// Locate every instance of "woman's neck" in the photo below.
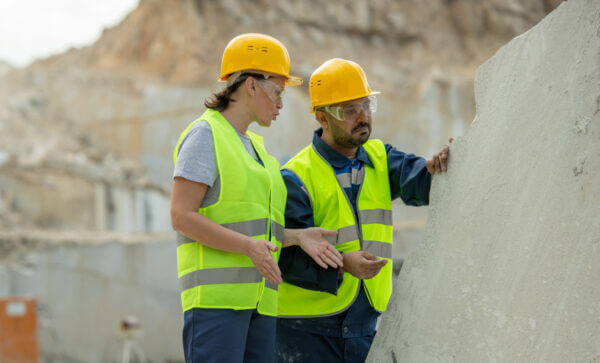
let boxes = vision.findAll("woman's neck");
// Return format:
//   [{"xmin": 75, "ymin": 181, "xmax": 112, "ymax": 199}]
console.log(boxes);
[{"xmin": 221, "ymin": 104, "xmax": 252, "ymax": 135}]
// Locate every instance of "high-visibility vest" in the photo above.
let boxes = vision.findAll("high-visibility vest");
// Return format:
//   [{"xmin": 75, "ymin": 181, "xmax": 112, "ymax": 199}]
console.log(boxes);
[
  {"xmin": 173, "ymin": 109, "xmax": 287, "ymax": 316},
  {"xmin": 278, "ymin": 139, "xmax": 393, "ymax": 317}
]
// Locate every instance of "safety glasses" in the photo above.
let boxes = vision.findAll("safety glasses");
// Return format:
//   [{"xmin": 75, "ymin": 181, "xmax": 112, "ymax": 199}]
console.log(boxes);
[
  {"xmin": 321, "ymin": 96, "xmax": 377, "ymax": 121},
  {"xmin": 257, "ymin": 79, "xmax": 286, "ymax": 104}
]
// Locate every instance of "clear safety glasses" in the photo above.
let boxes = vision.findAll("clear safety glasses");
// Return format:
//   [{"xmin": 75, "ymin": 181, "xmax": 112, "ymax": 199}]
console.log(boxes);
[
  {"xmin": 257, "ymin": 79, "xmax": 286, "ymax": 104},
  {"xmin": 321, "ymin": 96, "xmax": 377, "ymax": 121}
]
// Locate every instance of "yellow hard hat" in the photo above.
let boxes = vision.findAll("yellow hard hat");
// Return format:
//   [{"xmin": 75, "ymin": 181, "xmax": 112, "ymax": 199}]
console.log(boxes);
[
  {"xmin": 218, "ymin": 33, "xmax": 303, "ymax": 86},
  {"xmin": 309, "ymin": 58, "xmax": 380, "ymax": 112}
]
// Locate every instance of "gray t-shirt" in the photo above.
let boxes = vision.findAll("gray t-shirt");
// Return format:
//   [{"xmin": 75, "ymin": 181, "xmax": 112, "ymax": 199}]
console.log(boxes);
[{"xmin": 173, "ymin": 121, "xmax": 259, "ymax": 207}]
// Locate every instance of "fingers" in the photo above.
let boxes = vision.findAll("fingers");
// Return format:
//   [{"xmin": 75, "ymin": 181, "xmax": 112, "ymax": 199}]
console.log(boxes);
[
  {"xmin": 438, "ymin": 152, "xmax": 447, "ymax": 172},
  {"xmin": 358, "ymin": 252, "xmax": 388, "ymax": 279},
  {"xmin": 435, "ymin": 152, "xmax": 442, "ymax": 173},
  {"xmin": 364, "ymin": 258, "xmax": 387, "ymax": 270},
  {"xmin": 320, "ymin": 254, "xmax": 338, "ymax": 269},
  {"xmin": 266, "ymin": 241, "xmax": 279, "ymax": 252},
  {"xmin": 427, "ymin": 141, "xmax": 453, "ymax": 175},
  {"xmin": 427, "ymin": 154, "xmax": 442, "ymax": 174},
  {"xmin": 361, "ymin": 259, "xmax": 388, "ymax": 279},
  {"xmin": 428, "ymin": 144, "xmax": 450, "ymax": 174},
  {"xmin": 362, "ymin": 251, "xmax": 378, "ymax": 260},
  {"xmin": 250, "ymin": 240, "xmax": 282, "ymax": 284},
  {"xmin": 312, "ymin": 245, "xmax": 342, "ymax": 268},
  {"xmin": 318, "ymin": 228, "xmax": 338, "ymax": 237},
  {"xmin": 323, "ymin": 247, "xmax": 343, "ymax": 268},
  {"xmin": 441, "ymin": 145, "xmax": 449, "ymax": 171},
  {"xmin": 313, "ymin": 255, "xmax": 328, "ymax": 269},
  {"xmin": 259, "ymin": 262, "xmax": 281, "ymax": 285},
  {"xmin": 327, "ymin": 246, "xmax": 344, "ymax": 267},
  {"xmin": 261, "ymin": 256, "xmax": 282, "ymax": 285},
  {"xmin": 375, "ymin": 259, "xmax": 388, "ymax": 268},
  {"xmin": 342, "ymin": 251, "xmax": 389, "ymax": 279},
  {"xmin": 300, "ymin": 228, "xmax": 343, "ymax": 268}
]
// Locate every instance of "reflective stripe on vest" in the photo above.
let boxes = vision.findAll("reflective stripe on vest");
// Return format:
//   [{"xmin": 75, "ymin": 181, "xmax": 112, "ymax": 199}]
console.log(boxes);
[
  {"xmin": 363, "ymin": 240, "xmax": 392, "ymax": 259},
  {"xmin": 278, "ymin": 139, "xmax": 393, "ymax": 317},
  {"xmin": 177, "ymin": 219, "xmax": 285, "ymax": 247},
  {"xmin": 180, "ymin": 267, "xmax": 279, "ymax": 291},
  {"xmin": 173, "ymin": 109, "xmax": 287, "ymax": 316},
  {"xmin": 360, "ymin": 209, "xmax": 392, "ymax": 226}
]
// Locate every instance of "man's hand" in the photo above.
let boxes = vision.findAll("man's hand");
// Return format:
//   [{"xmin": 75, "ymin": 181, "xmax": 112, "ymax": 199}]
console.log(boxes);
[
  {"xmin": 341, "ymin": 251, "xmax": 387, "ymax": 280},
  {"xmin": 297, "ymin": 227, "xmax": 343, "ymax": 269},
  {"xmin": 246, "ymin": 239, "xmax": 282, "ymax": 285},
  {"xmin": 426, "ymin": 137, "xmax": 454, "ymax": 174}
]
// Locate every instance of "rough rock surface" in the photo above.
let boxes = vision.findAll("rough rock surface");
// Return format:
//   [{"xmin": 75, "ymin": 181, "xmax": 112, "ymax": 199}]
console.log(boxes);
[{"xmin": 368, "ymin": 0, "xmax": 600, "ymax": 361}]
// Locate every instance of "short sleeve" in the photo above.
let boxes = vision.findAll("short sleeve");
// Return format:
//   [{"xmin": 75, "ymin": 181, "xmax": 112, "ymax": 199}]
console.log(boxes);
[{"xmin": 173, "ymin": 122, "xmax": 217, "ymax": 187}]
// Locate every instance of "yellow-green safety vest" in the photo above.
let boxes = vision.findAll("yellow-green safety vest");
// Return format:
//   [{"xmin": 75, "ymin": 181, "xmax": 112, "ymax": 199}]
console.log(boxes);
[
  {"xmin": 278, "ymin": 139, "xmax": 393, "ymax": 317},
  {"xmin": 173, "ymin": 109, "xmax": 287, "ymax": 316}
]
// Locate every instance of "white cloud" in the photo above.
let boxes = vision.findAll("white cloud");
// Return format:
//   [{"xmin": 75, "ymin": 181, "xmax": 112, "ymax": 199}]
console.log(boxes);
[{"xmin": 0, "ymin": 0, "xmax": 139, "ymax": 67}]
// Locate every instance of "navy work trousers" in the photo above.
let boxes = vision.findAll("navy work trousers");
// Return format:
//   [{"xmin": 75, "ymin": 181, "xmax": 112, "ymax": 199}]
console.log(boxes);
[
  {"xmin": 275, "ymin": 323, "xmax": 375, "ymax": 363},
  {"xmin": 183, "ymin": 308, "xmax": 276, "ymax": 363}
]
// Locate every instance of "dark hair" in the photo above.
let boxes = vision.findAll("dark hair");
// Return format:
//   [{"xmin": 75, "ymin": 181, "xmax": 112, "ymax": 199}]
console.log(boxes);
[{"xmin": 204, "ymin": 73, "xmax": 267, "ymax": 111}]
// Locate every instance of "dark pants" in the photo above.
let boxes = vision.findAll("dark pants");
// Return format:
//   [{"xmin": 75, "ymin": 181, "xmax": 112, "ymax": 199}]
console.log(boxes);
[
  {"xmin": 183, "ymin": 308, "xmax": 276, "ymax": 363},
  {"xmin": 275, "ymin": 322, "xmax": 375, "ymax": 363}
]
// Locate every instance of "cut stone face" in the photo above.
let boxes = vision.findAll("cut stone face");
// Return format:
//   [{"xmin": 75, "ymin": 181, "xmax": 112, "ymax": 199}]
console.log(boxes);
[{"xmin": 368, "ymin": 0, "xmax": 600, "ymax": 361}]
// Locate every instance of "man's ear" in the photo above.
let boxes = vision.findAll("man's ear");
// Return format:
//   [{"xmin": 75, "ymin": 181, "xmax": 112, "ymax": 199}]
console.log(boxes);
[{"xmin": 315, "ymin": 111, "xmax": 329, "ymax": 130}]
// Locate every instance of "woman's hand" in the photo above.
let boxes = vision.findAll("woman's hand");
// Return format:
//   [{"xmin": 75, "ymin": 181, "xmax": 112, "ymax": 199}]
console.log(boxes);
[
  {"xmin": 297, "ymin": 227, "xmax": 343, "ymax": 269},
  {"xmin": 246, "ymin": 238, "xmax": 282, "ymax": 285}
]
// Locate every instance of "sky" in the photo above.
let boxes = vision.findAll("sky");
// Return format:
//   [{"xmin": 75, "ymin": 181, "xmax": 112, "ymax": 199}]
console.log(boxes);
[{"xmin": 0, "ymin": 0, "xmax": 140, "ymax": 67}]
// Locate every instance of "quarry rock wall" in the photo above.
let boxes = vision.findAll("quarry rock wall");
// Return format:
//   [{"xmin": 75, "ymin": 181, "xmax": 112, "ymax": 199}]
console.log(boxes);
[{"xmin": 0, "ymin": 0, "xmax": 560, "ymax": 234}]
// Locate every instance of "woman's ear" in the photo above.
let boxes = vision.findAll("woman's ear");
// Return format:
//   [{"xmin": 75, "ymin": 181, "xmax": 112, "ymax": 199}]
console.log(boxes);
[{"xmin": 244, "ymin": 77, "xmax": 257, "ymax": 97}]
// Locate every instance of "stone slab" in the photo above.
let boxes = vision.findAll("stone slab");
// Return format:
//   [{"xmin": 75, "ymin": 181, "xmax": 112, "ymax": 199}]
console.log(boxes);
[{"xmin": 369, "ymin": 0, "xmax": 600, "ymax": 361}]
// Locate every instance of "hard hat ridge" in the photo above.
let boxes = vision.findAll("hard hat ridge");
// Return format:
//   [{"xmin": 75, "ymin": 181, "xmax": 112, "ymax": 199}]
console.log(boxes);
[
  {"xmin": 309, "ymin": 58, "xmax": 380, "ymax": 112},
  {"xmin": 218, "ymin": 33, "xmax": 303, "ymax": 86}
]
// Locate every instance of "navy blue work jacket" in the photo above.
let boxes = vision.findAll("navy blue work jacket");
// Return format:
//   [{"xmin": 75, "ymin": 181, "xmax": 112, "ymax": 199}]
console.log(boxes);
[{"xmin": 278, "ymin": 128, "xmax": 432, "ymax": 338}]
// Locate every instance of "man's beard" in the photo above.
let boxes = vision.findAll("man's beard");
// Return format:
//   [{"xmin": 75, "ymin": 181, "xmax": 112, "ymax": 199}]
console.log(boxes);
[{"xmin": 332, "ymin": 122, "xmax": 372, "ymax": 148}]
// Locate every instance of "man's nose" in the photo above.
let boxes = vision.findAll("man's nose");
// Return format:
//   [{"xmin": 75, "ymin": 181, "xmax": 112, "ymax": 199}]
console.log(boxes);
[{"xmin": 356, "ymin": 108, "xmax": 368, "ymax": 122}]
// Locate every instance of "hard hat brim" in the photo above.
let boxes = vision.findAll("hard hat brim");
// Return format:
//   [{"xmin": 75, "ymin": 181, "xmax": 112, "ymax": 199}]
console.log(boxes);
[
  {"xmin": 284, "ymin": 75, "xmax": 303, "ymax": 86},
  {"xmin": 217, "ymin": 73, "xmax": 303, "ymax": 86},
  {"xmin": 311, "ymin": 91, "xmax": 382, "ymax": 113}
]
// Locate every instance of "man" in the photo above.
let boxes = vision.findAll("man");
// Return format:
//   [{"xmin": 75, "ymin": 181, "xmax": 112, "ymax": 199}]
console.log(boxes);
[{"xmin": 275, "ymin": 58, "xmax": 451, "ymax": 362}]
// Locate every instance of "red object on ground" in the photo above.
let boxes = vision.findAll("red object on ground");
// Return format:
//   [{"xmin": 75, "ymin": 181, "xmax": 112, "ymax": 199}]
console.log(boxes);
[{"xmin": 0, "ymin": 298, "xmax": 39, "ymax": 363}]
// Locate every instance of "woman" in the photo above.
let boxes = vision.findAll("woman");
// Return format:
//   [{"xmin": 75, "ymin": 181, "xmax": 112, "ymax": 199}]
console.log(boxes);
[{"xmin": 170, "ymin": 33, "xmax": 343, "ymax": 363}]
